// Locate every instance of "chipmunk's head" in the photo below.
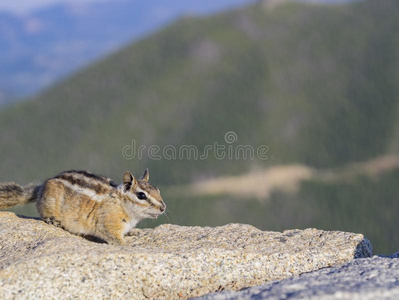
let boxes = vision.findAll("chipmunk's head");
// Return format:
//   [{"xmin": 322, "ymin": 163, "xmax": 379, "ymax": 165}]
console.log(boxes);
[{"xmin": 121, "ymin": 169, "xmax": 166, "ymax": 220}]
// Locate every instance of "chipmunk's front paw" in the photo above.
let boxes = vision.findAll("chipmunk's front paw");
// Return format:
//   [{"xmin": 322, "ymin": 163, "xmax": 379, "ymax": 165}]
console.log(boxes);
[{"xmin": 126, "ymin": 228, "xmax": 141, "ymax": 236}]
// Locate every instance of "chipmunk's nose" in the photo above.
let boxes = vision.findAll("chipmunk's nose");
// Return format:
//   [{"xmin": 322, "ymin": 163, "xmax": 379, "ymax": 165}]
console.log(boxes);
[{"xmin": 160, "ymin": 203, "xmax": 166, "ymax": 212}]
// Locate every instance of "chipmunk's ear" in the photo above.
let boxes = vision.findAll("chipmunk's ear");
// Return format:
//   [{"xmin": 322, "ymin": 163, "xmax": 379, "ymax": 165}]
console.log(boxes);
[
  {"xmin": 141, "ymin": 168, "xmax": 149, "ymax": 182},
  {"xmin": 123, "ymin": 171, "xmax": 136, "ymax": 191}
]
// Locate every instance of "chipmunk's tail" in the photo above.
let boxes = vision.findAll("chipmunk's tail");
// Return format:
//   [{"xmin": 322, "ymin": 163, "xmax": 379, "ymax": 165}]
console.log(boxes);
[{"xmin": 0, "ymin": 182, "xmax": 41, "ymax": 209}]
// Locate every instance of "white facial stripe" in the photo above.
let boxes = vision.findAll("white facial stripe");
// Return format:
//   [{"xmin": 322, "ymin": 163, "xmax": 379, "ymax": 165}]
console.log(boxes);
[
  {"xmin": 55, "ymin": 179, "xmax": 108, "ymax": 202},
  {"xmin": 136, "ymin": 187, "xmax": 146, "ymax": 194},
  {"xmin": 147, "ymin": 194, "xmax": 161, "ymax": 206}
]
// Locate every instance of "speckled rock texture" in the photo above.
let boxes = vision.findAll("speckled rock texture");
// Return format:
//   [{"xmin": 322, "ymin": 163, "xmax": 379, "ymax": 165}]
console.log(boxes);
[
  {"xmin": 0, "ymin": 212, "xmax": 372, "ymax": 299},
  {"xmin": 196, "ymin": 255, "xmax": 399, "ymax": 300}
]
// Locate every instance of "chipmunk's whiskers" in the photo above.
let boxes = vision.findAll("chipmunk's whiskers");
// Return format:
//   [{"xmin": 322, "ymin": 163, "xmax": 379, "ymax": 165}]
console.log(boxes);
[{"xmin": 163, "ymin": 209, "xmax": 170, "ymax": 221}]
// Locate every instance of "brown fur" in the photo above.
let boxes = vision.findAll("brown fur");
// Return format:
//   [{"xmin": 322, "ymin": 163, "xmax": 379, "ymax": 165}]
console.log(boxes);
[{"xmin": 0, "ymin": 169, "xmax": 165, "ymax": 245}]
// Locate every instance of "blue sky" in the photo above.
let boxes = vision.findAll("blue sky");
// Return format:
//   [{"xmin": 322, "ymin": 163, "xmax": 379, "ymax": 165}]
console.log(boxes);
[{"xmin": 0, "ymin": 0, "xmax": 110, "ymax": 13}]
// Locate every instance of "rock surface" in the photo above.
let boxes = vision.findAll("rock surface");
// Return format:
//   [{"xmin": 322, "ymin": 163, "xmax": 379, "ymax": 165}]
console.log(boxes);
[
  {"xmin": 0, "ymin": 212, "xmax": 372, "ymax": 299},
  {"xmin": 196, "ymin": 256, "xmax": 399, "ymax": 300}
]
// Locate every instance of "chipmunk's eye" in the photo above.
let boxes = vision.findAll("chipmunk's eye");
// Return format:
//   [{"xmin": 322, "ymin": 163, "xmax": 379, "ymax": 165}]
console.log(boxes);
[{"xmin": 136, "ymin": 192, "xmax": 147, "ymax": 200}]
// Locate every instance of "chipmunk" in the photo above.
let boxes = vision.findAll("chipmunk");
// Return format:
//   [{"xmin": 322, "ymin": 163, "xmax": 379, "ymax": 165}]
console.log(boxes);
[{"xmin": 0, "ymin": 169, "xmax": 165, "ymax": 245}]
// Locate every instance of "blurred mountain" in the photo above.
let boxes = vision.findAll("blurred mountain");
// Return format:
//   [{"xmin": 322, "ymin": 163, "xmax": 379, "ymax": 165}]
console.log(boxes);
[
  {"xmin": 1, "ymin": 0, "xmax": 397, "ymax": 182},
  {"xmin": 0, "ymin": 0, "xmax": 253, "ymax": 104},
  {"xmin": 1, "ymin": 0, "xmax": 398, "ymax": 253}
]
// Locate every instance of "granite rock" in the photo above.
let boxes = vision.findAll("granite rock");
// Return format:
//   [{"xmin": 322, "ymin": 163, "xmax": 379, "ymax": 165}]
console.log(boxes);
[
  {"xmin": 196, "ymin": 256, "xmax": 399, "ymax": 300},
  {"xmin": 0, "ymin": 212, "xmax": 372, "ymax": 299}
]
